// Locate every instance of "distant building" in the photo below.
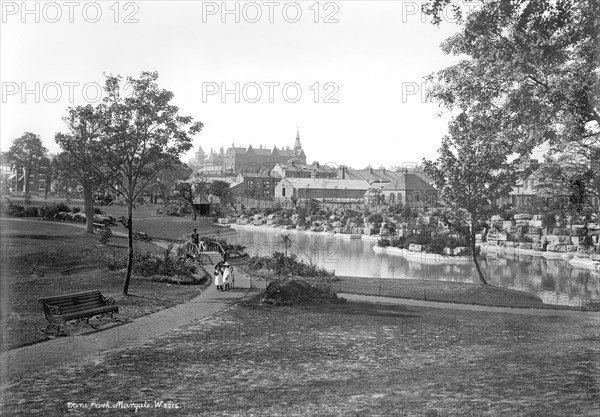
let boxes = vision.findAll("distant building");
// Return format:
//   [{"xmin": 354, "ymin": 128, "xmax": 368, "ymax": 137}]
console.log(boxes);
[
  {"xmin": 229, "ymin": 172, "xmax": 282, "ymax": 198},
  {"xmin": 2, "ymin": 152, "xmax": 52, "ymax": 194},
  {"xmin": 374, "ymin": 172, "xmax": 438, "ymax": 207},
  {"xmin": 274, "ymin": 178, "xmax": 370, "ymax": 201},
  {"xmin": 224, "ymin": 129, "xmax": 306, "ymax": 174}
]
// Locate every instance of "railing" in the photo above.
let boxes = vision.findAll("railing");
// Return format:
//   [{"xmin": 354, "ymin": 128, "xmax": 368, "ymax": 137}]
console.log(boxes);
[{"xmin": 207, "ymin": 241, "xmax": 226, "ymax": 260}]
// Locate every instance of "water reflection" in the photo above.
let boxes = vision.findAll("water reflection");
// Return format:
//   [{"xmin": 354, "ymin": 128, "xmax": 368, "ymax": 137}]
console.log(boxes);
[{"xmin": 229, "ymin": 228, "xmax": 600, "ymax": 303}]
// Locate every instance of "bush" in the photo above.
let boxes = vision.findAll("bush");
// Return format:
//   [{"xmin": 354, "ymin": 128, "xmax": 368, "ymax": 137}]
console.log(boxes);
[
  {"xmin": 390, "ymin": 236, "xmax": 405, "ymax": 248},
  {"xmin": 6, "ymin": 203, "xmax": 25, "ymax": 217},
  {"xmin": 377, "ymin": 238, "xmax": 391, "ymax": 247},
  {"xmin": 262, "ymin": 278, "xmax": 345, "ymax": 305},
  {"xmin": 98, "ymin": 227, "xmax": 112, "ymax": 245},
  {"xmin": 367, "ymin": 213, "xmax": 383, "ymax": 224},
  {"xmin": 23, "ymin": 206, "xmax": 39, "ymax": 217},
  {"xmin": 541, "ymin": 213, "xmax": 557, "ymax": 230},
  {"xmin": 54, "ymin": 202, "xmax": 71, "ymax": 213},
  {"xmin": 72, "ymin": 207, "xmax": 81, "ymax": 213},
  {"xmin": 245, "ymin": 252, "xmax": 333, "ymax": 278}
]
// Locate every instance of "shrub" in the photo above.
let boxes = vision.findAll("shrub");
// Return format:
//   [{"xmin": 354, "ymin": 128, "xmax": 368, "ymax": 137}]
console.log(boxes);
[
  {"xmin": 245, "ymin": 252, "xmax": 333, "ymax": 278},
  {"xmin": 23, "ymin": 194, "xmax": 32, "ymax": 205},
  {"xmin": 72, "ymin": 207, "xmax": 81, "ymax": 213},
  {"xmin": 390, "ymin": 236, "xmax": 405, "ymax": 248},
  {"xmin": 262, "ymin": 278, "xmax": 345, "ymax": 305},
  {"xmin": 519, "ymin": 235, "xmax": 533, "ymax": 243},
  {"xmin": 22, "ymin": 205, "xmax": 38, "ymax": 217},
  {"xmin": 541, "ymin": 213, "xmax": 557, "ymax": 230},
  {"xmin": 98, "ymin": 227, "xmax": 112, "ymax": 244},
  {"xmin": 6, "ymin": 203, "xmax": 25, "ymax": 217},
  {"xmin": 377, "ymin": 238, "xmax": 391, "ymax": 247},
  {"xmin": 367, "ymin": 213, "xmax": 383, "ymax": 224},
  {"xmin": 55, "ymin": 202, "xmax": 71, "ymax": 213},
  {"xmin": 94, "ymin": 207, "xmax": 104, "ymax": 214}
]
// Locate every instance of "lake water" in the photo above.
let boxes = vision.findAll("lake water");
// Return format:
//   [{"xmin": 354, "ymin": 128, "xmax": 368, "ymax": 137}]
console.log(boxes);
[{"xmin": 227, "ymin": 227, "xmax": 600, "ymax": 306}]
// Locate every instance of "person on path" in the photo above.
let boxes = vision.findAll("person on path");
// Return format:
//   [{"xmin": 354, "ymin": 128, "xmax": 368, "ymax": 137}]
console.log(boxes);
[
  {"xmin": 222, "ymin": 263, "xmax": 233, "ymax": 290},
  {"xmin": 192, "ymin": 228, "xmax": 200, "ymax": 246},
  {"xmin": 214, "ymin": 262, "xmax": 224, "ymax": 291}
]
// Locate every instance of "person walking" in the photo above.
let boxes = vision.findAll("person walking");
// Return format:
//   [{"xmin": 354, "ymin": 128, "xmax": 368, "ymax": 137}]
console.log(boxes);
[{"xmin": 192, "ymin": 228, "xmax": 200, "ymax": 246}]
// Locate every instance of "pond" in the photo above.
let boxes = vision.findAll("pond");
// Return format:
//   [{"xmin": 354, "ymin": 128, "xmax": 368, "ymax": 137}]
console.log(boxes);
[{"xmin": 228, "ymin": 227, "xmax": 600, "ymax": 306}]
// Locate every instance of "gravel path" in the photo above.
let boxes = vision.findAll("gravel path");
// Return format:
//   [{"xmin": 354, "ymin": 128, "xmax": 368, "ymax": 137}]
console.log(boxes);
[{"xmin": 0, "ymin": 271, "xmax": 257, "ymax": 384}]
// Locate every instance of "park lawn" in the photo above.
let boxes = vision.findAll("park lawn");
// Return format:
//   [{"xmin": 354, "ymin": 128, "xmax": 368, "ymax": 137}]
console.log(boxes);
[
  {"xmin": 0, "ymin": 218, "xmax": 209, "ymax": 351},
  {"xmin": 1, "ymin": 295, "xmax": 598, "ymax": 416},
  {"xmin": 335, "ymin": 276, "xmax": 547, "ymax": 309}
]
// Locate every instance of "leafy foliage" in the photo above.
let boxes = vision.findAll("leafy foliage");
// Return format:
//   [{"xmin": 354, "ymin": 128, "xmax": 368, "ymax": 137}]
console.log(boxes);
[{"xmin": 245, "ymin": 252, "xmax": 333, "ymax": 278}]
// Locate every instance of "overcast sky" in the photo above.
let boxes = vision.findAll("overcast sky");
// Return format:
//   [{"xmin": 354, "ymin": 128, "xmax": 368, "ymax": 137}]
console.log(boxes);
[{"xmin": 1, "ymin": 1, "xmax": 474, "ymax": 169}]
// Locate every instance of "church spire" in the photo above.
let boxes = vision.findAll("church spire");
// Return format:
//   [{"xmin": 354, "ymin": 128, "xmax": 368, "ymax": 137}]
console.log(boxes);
[{"xmin": 294, "ymin": 126, "xmax": 302, "ymax": 154}]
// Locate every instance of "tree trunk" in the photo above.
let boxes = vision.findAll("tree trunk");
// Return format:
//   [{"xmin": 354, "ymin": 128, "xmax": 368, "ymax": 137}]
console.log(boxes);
[
  {"xmin": 24, "ymin": 168, "xmax": 30, "ymax": 194},
  {"xmin": 471, "ymin": 228, "xmax": 488, "ymax": 285},
  {"xmin": 123, "ymin": 201, "xmax": 134, "ymax": 295},
  {"xmin": 83, "ymin": 182, "xmax": 95, "ymax": 234}
]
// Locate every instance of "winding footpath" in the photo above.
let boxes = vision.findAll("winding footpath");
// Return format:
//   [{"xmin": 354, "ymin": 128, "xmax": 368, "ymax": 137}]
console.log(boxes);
[{"xmin": 1, "ymin": 217, "xmax": 597, "ymax": 389}]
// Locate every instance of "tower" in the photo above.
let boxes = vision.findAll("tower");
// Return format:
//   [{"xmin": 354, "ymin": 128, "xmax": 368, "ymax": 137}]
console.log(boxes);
[{"xmin": 294, "ymin": 127, "xmax": 302, "ymax": 154}]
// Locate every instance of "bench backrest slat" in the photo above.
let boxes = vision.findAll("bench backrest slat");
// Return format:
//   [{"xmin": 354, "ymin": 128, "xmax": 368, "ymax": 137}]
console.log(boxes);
[
  {"xmin": 39, "ymin": 290, "xmax": 103, "ymax": 303},
  {"xmin": 39, "ymin": 290, "xmax": 112, "ymax": 318}
]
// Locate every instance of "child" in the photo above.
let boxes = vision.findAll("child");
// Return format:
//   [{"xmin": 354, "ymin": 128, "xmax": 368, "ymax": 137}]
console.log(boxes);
[{"xmin": 214, "ymin": 262, "xmax": 224, "ymax": 291}]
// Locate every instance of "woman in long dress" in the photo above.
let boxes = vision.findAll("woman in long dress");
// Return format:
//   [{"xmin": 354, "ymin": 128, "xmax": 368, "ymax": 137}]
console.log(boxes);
[
  {"xmin": 214, "ymin": 264, "xmax": 224, "ymax": 291},
  {"xmin": 222, "ymin": 264, "xmax": 232, "ymax": 290}
]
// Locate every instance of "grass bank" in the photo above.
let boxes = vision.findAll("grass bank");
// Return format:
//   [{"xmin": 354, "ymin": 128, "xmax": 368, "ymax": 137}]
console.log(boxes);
[
  {"xmin": 0, "ymin": 218, "xmax": 210, "ymax": 351},
  {"xmin": 1, "ymin": 294, "xmax": 598, "ymax": 416}
]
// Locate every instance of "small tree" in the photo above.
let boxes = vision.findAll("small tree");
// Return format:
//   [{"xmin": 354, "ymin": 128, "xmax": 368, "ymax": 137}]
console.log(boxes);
[
  {"xmin": 100, "ymin": 72, "xmax": 203, "ymax": 295},
  {"xmin": 424, "ymin": 113, "xmax": 516, "ymax": 285}
]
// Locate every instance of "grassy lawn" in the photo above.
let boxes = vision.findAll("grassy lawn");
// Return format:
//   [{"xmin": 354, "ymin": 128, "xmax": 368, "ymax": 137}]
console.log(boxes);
[
  {"xmin": 335, "ymin": 276, "xmax": 547, "ymax": 309},
  {"xmin": 0, "ymin": 218, "xmax": 209, "ymax": 351},
  {"xmin": 1, "ymin": 295, "xmax": 598, "ymax": 416}
]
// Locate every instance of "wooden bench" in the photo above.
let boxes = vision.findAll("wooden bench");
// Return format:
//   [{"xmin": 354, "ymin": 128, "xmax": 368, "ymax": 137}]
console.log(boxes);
[
  {"xmin": 134, "ymin": 231, "xmax": 151, "ymax": 242},
  {"xmin": 93, "ymin": 222, "xmax": 107, "ymax": 232},
  {"xmin": 39, "ymin": 290, "xmax": 118, "ymax": 336}
]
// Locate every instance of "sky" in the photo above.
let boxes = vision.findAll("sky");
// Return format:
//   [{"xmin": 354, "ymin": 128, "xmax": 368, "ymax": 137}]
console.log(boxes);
[{"xmin": 1, "ymin": 0, "xmax": 477, "ymax": 169}]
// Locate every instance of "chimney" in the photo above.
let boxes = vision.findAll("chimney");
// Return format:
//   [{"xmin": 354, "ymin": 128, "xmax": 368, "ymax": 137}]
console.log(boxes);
[
  {"xmin": 383, "ymin": 168, "xmax": 386, "ymax": 175},
  {"xmin": 342, "ymin": 165, "xmax": 346, "ymax": 179}
]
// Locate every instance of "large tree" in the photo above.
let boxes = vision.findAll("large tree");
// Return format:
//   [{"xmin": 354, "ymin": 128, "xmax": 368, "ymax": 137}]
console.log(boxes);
[
  {"xmin": 55, "ymin": 105, "xmax": 107, "ymax": 233},
  {"xmin": 8, "ymin": 132, "xmax": 48, "ymax": 194},
  {"xmin": 424, "ymin": 112, "xmax": 516, "ymax": 285},
  {"xmin": 423, "ymin": 0, "xmax": 599, "ymax": 157},
  {"xmin": 100, "ymin": 72, "xmax": 203, "ymax": 295}
]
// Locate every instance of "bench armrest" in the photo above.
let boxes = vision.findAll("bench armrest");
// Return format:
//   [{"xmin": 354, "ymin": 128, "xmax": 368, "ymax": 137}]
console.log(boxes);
[{"xmin": 102, "ymin": 296, "xmax": 116, "ymax": 305}]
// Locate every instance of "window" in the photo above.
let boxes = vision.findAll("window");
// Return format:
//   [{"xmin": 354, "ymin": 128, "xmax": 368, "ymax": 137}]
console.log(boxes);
[
  {"xmin": 248, "ymin": 180, "xmax": 254, "ymax": 187},
  {"xmin": 282, "ymin": 187, "xmax": 286, "ymax": 197},
  {"xmin": 397, "ymin": 192, "xmax": 402, "ymax": 202},
  {"xmin": 416, "ymin": 194, "xmax": 420, "ymax": 202},
  {"xmin": 263, "ymin": 189, "xmax": 270, "ymax": 197}
]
